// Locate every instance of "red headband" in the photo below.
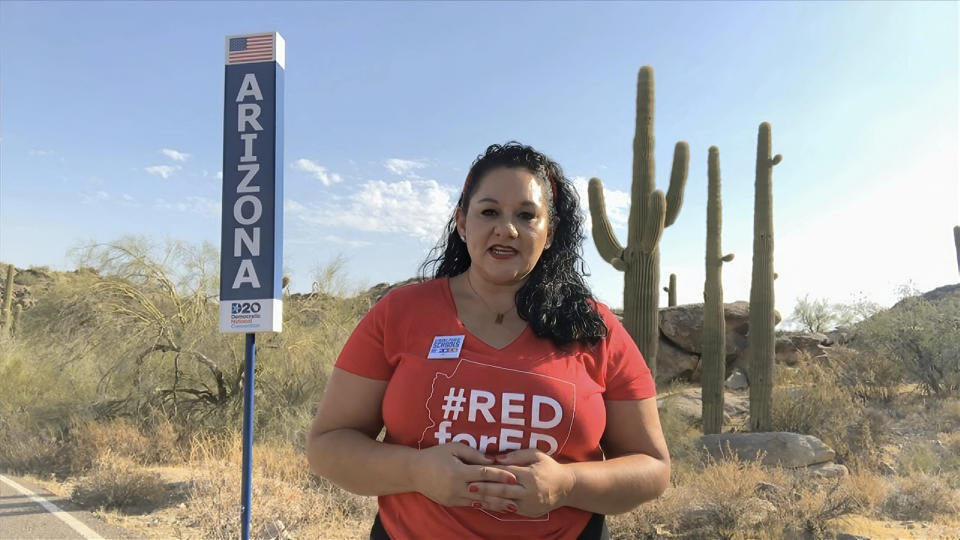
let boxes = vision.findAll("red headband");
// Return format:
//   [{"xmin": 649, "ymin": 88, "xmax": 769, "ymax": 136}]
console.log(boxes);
[{"xmin": 460, "ymin": 170, "xmax": 557, "ymax": 205}]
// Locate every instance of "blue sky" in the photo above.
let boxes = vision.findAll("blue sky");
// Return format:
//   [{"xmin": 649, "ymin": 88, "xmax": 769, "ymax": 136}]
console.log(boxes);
[{"xmin": 1, "ymin": 1, "xmax": 957, "ymax": 323}]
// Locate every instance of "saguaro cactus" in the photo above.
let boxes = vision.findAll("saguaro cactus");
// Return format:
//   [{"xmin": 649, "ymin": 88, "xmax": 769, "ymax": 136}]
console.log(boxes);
[
  {"xmin": 588, "ymin": 66, "xmax": 689, "ymax": 377},
  {"xmin": 663, "ymin": 274, "xmax": 677, "ymax": 307},
  {"xmin": 702, "ymin": 147, "xmax": 734, "ymax": 435},
  {"xmin": 1, "ymin": 265, "xmax": 13, "ymax": 335},
  {"xmin": 953, "ymin": 225, "xmax": 959, "ymax": 276},
  {"xmin": 10, "ymin": 304, "xmax": 21, "ymax": 338},
  {"xmin": 748, "ymin": 123, "xmax": 782, "ymax": 432}
]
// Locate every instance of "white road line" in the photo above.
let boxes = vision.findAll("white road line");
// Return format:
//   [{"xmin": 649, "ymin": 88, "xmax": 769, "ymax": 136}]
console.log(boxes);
[{"xmin": 0, "ymin": 474, "xmax": 105, "ymax": 540}]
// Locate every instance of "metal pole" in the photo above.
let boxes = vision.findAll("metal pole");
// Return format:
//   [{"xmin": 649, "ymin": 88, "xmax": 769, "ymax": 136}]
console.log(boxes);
[{"xmin": 241, "ymin": 332, "xmax": 255, "ymax": 540}]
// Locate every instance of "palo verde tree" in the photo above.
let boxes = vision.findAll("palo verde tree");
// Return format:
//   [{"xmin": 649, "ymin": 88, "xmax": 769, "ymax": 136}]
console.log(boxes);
[
  {"xmin": 67, "ymin": 237, "xmax": 238, "ymax": 421},
  {"xmin": 588, "ymin": 66, "xmax": 689, "ymax": 378}
]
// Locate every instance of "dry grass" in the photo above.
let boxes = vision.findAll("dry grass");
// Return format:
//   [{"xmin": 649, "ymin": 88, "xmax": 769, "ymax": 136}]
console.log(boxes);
[
  {"xmin": 608, "ymin": 452, "xmax": 867, "ymax": 539},
  {"xmin": 70, "ymin": 454, "xmax": 169, "ymax": 513},
  {"xmin": 882, "ymin": 473, "xmax": 960, "ymax": 523},
  {"xmin": 181, "ymin": 433, "xmax": 375, "ymax": 539}
]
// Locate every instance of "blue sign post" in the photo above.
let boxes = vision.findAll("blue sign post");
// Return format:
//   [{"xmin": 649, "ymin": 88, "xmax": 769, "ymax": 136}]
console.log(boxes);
[{"xmin": 219, "ymin": 31, "xmax": 285, "ymax": 540}]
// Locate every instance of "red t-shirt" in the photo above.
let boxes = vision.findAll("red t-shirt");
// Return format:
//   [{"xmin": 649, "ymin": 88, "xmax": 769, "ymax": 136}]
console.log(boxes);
[{"xmin": 335, "ymin": 277, "xmax": 656, "ymax": 540}]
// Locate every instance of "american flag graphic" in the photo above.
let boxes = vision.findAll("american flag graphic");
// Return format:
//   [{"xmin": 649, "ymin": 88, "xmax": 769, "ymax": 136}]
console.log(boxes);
[{"xmin": 227, "ymin": 34, "xmax": 274, "ymax": 64}]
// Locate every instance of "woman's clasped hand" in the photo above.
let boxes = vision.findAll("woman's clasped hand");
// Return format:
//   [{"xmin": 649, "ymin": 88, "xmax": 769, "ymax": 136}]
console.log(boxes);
[
  {"xmin": 414, "ymin": 443, "xmax": 576, "ymax": 517},
  {"xmin": 467, "ymin": 449, "xmax": 576, "ymax": 517}
]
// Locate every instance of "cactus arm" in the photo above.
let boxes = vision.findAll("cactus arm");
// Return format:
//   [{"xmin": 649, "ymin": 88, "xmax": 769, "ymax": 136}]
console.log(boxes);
[
  {"xmin": 587, "ymin": 177, "xmax": 627, "ymax": 271},
  {"xmin": 639, "ymin": 190, "xmax": 666, "ymax": 253},
  {"xmin": 664, "ymin": 141, "xmax": 690, "ymax": 227},
  {"xmin": 722, "ymin": 253, "xmax": 734, "ymax": 262}
]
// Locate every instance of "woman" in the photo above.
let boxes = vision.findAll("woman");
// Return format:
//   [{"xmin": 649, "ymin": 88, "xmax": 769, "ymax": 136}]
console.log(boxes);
[{"xmin": 307, "ymin": 142, "xmax": 670, "ymax": 539}]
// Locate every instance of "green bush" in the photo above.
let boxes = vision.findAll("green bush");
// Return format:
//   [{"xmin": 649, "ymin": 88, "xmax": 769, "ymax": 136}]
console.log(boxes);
[
  {"xmin": 854, "ymin": 289, "xmax": 960, "ymax": 395},
  {"xmin": 828, "ymin": 345, "xmax": 903, "ymax": 402}
]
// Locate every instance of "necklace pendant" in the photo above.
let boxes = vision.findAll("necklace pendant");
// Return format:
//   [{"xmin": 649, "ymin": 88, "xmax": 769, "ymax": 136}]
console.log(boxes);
[{"xmin": 495, "ymin": 313, "xmax": 504, "ymax": 324}]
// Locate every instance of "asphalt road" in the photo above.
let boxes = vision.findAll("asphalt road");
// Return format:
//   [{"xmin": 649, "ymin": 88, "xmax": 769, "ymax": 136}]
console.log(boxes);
[{"xmin": 0, "ymin": 474, "xmax": 137, "ymax": 540}]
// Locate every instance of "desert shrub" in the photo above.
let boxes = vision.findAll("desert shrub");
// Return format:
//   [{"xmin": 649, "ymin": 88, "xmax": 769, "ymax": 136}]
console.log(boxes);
[
  {"xmin": 65, "ymin": 419, "xmax": 150, "ymax": 471},
  {"xmin": 70, "ymin": 455, "xmax": 168, "ymax": 512},
  {"xmin": 0, "ymin": 415, "xmax": 61, "ymax": 475},
  {"xmin": 882, "ymin": 473, "xmax": 960, "ymax": 521},
  {"xmin": 828, "ymin": 345, "xmax": 903, "ymax": 402},
  {"xmin": 845, "ymin": 470, "xmax": 892, "ymax": 517},
  {"xmin": 770, "ymin": 361, "xmax": 880, "ymax": 468},
  {"xmin": 896, "ymin": 438, "xmax": 960, "ymax": 485},
  {"xmin": 854, "ymin": 289, "xmax": 960, "ymax": 395},
  {"xmin": 654, "ymin": 387, "xmax": 703, "ymax": 466},
  {"xmin": 609, "ymin": 453, "xmax": 864, "ymax": 539}
]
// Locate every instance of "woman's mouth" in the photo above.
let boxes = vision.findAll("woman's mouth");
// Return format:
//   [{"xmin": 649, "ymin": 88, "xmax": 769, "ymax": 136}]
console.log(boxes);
[{"xmin": 488, "ymin": 246, "xmax": 517, "ymax": 259}]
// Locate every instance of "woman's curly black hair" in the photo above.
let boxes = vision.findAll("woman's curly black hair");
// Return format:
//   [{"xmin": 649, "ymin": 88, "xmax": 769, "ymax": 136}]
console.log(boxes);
[{"xmin": 420, "ymin": 142, "xmax": 607, "ymax": 346}]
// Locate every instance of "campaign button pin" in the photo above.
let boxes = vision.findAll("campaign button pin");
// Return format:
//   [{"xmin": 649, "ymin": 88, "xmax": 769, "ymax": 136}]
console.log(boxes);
[{"xmin": 428, "ymin": 335, "xmax": 465, "ymax": 359}]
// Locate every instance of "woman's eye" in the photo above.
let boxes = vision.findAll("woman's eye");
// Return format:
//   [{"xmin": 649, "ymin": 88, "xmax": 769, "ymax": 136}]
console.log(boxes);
[
  {"xmin": 480, "ymin": 209, "xmax": 497, "ymax": 217},
  {"xmin": 519, "ymin": 212, "xmax": 535, "ymax": 220}
]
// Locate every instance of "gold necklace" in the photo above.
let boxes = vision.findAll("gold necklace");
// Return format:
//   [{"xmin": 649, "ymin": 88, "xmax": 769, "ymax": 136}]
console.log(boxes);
[{"xmin": 465, "ymin": 273, "xmax": 513, "ymax": 324}]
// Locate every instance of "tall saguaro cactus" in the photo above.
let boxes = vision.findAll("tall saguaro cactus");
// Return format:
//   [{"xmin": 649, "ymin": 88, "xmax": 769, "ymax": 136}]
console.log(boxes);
[
  {"xmin": 953, "ymin": 225, "xmax": 959, "ymax": 276},
  {"xmin": 588, "ymin": 66, "xmax": 689, "ymax": 378},
  {"xmin": 702, "ymin": 147, "xmax": 734, "ymax": 434},
  {"xmin": 748, "ymin": 123, "xmax": 782, "ymax": 432},
  {"xmin": 663, "ymin": 274, "xmax": 677, "ymax": 307}
]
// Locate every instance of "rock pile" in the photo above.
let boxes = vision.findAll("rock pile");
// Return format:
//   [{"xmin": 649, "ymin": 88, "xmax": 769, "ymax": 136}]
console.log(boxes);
[{"xmin": 655, "ymin": 302, "xmax": 834, "ymax": 386}]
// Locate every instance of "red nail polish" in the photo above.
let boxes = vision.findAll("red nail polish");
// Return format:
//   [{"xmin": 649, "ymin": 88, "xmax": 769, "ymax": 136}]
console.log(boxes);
[
  {"xmin": 506, "ymin": 504, "xmax": 517, "ymax": 513},
  {"xmin": 472, "ymin": 502, "xmax": 482, "ymax": 509},
  {"xmin": 507, "ymin": 477, "xmax": 516, "ymax": 485},
  {"xmin": 468, "ymin": 485, "xmax": 479, "ymax": 493}
]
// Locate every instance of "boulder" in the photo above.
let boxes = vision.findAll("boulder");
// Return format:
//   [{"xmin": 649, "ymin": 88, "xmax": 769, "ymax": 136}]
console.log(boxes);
[
  {"xmin": 657, "ymin": 302, "xmax": 780, "ymax": 384},
  {"xmin": 656, "ymin": 389, "xmax": 748, "ymax": 424},
  {"xmin": 777, "ymin": 332, "xmax": 832, "ymax": 365},
  {"xmin": 698, "ymin": 432, "xmax": 835, "ymax": 468},
  {"xmin": 726, "ymin": 368, "xmax": 749, "ymax": 390},
  {"xmin": 655, "ymin": 337, "xmax": 701, "ymax": 384},
  {"xmin": 734, "ymin": 333, "xmax": 831, "ymax": 374},
  {"xmin": 659, "ymin": 302, "xmax": 755, "ymax": 357}
]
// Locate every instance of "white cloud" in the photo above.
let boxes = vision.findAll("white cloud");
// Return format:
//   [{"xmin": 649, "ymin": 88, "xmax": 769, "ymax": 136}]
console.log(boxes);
[
  {"xmin": 217, "ymin": 171, "xmax": 223, "ymax": 180},
  {"xmin": 154, "ymin": 196, "xmax": 220, "ymax": 216},
  {"xmin": 385, "ymin": 158, "xmax": 428, "ymax": 177},
  {"xmin": 29, "ymin": 149, "xmax": 54, "ymax": 156},
  {"xmin": 287, "ymin": 179, "xmax": 455, "ymax": 241},
  {"xmin": 293, "ymin": 158, "xmax": 342, "ymax": 186},
  {"xmin": 161, "ymin": 148, "xmax": 190, "ymax": 162},
  {"xmin": 145, "ymin": 165, "xmax": 181, "ymax": 179},
  {"xmin": 572, "ymin": 176, "xmax": 630, "ymax": 233},
  {"xmin": 286, "ymin": 234, "xmax": 373, "ymax": 248},
  {"xmin": 82, "ymin": 191, "xmax": 110, "ymax": 203}
]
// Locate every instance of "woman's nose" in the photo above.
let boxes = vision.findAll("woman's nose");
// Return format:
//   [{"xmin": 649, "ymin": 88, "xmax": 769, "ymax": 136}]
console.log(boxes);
[{"xmin": 497, "ymin": 220, "xmax": 519, "ymax": 238}]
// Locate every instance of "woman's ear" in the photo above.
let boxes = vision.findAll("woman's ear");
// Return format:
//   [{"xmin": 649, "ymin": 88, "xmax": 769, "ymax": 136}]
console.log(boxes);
[{"xmin": 455, "ymin": 207, "xmax": 466, "ymax": 240}]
